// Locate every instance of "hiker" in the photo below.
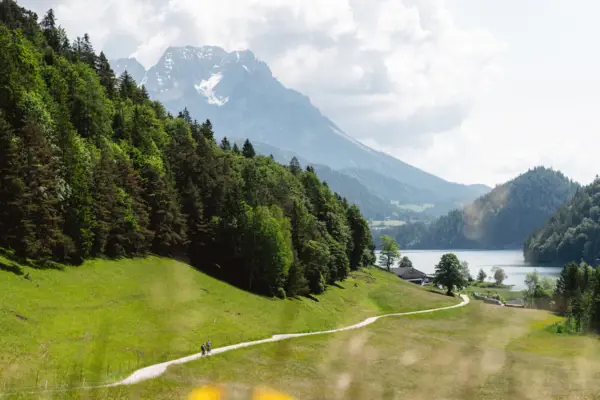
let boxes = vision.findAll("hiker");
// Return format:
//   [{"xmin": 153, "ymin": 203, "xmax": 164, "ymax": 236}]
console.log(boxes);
[
  {"xmin": 201, "ymin": 343, "xmax": 206, "ymax": 356},
  {"xmin": 207, "ymin": 340, "xmax": 212, "ymax": 353}
]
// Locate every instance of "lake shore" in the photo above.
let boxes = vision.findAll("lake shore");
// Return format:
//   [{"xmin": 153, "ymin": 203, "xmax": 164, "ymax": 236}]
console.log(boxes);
[{"xmin": 376, "ymin": 249, "xmax": 562, "ymax": 291}]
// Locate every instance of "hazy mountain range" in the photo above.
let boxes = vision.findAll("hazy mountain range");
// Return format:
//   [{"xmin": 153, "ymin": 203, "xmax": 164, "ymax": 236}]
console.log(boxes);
[{"xmin": 112, "ymin": 46, "xmax": 490, "ymax": 218}]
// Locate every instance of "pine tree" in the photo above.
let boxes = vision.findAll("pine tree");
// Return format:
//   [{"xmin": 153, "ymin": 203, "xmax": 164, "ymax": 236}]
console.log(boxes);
[
  {"xmin": 242, "ymin": 139, "xmax": 255, "ymax": 158},
  {"xmin": 96, "ymin": 52, "xmax": 116, "ymax": 98},
  {"xmin": 289, "ymin": 157, "xmax": 302, "ymax": 175},
  {"xmin": 72, "ymin": 36, "xmax": 83, "ymax": 62},
  {"xmin": 89, "ymin": 149, "xmax": 117, "ymax": 256},
  {"xmin": 81, "ymin": 33, "xmax": 96, "ymax": 67},
  {"xmin": 140, "ymin": 85, "xmax": 149, "ymax": 100},
  {"xmin": 40, "ymin": 9, "xmax": 60, "ymax": 53},
  {"xmin": 232, "ymin": 143, "xmax": 241, "ymax": 154},
  {"xmin": 200, "ymin": 119, "xmax": 215, "ymax": 143},
  {"xmin": 220, "ymin": 136, "xmax": 231, "ymax": 151},
  {"xmin": 178, "ymin": 108, "xmax": 192, "ymax": 125},
  {"xmin": 13, "ymin": 122, "xmax": 66, "ymax": 262},
  {"xmin": 0, "ymin": 115, "xmax": 24, "ymax": 251},
  {"xmin": 141, "ymin": 165, "xmax": 187, "ymax": 257},
  {"xmin": 555, "ymin": 262, "xmax": 581, "ymax": 314},
  {"xmin": 118, "ymin": 71, "xmax": 136, "ymax": 100}
]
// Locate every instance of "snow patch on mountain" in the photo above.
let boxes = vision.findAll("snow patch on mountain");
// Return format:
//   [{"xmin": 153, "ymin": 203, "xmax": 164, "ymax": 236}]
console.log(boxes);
[
  {"xmin": 329, "ymin": 125, "xmax": 377, "ymax": 155},
  {"xmin": 194, "ymin": 72, "xmax": 228, "ymax": 106}
]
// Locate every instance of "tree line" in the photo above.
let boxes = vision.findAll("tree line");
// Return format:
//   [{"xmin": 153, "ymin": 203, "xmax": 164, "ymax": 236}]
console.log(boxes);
[
  {"xmin": 0, "ymin": 1, "xmax": 376, "ymax": 297},
  {"xmin": 535, "ymin": 261, "xmax": 600, "ymax": 333},
  {"xmin": 524, "ymin": 177, "xmax": 600, "ymax": 265}
]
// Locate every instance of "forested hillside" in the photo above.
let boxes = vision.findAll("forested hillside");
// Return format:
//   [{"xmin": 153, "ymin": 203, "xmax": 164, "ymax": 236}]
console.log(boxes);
[
  {"xmin": 524, "ymin": 178, "xmax": 600, "ymax": 264},
  {"xmin": 0, "ymin": 1, "xmax": 375, "ymax": 297},
  {"xmin": 380, "ymin": 167, "xmax": 577, "ymax": 249}
]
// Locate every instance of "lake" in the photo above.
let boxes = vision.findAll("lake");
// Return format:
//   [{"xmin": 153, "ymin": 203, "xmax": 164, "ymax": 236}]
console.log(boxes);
[{"xmin": 375, "ymin": 249, "xmax": 562, "ymax": 291}]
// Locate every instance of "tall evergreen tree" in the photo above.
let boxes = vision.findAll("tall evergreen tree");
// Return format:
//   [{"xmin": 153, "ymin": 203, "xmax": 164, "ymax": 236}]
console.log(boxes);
[
  {"xmin": 289, "ymin": 157, "xmax": 302, "ymax": 176},
  {"xmin": 200, "ymin": 119, "xmax": 215, "ymax": 143},
  {"xmin": 220, "ymin": 136, "xmax": 231, "ymax": 151},
  {"xmin": 242, "ymin": 139, "xmax": 255, "ymax": 158},
  {"xmin": 118, "ymin": 71, "xmax": 136, "ymax": 100},
  {"xmin": 0, "ymin": 115, "xmax": 24, "ymax": 251},
  {"xmin": 40, "ymin": 9, "xmax": 60, "ymax": 52},
  {"xmin": 12, "ymin": 122, "xmax": 66, "ymax": 262},
  {"xmin": 96, "ymin": 52, "xmax": 116, "ymax": 98}
]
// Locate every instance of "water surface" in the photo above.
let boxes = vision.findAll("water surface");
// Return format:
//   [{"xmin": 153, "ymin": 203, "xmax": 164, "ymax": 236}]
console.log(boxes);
[{"xmin": 376, "ymin": 249, "xmax": 562, "ymax": 291}]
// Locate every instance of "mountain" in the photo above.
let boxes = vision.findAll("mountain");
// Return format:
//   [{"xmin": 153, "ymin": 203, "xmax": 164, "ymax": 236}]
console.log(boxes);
[
  {"xmin": 111, "ymin": 58, "xmax": 145, "ymax": 84},
  {"xmin": 381, "ymin": 167, "xmax": 578, "ymax": 249},
  {"xmin": 111, "ymin": 46, "xmax": 490, "ymax": 207},
  {"xmin": 524, "ymin": 177, "xmax": 600, "ymax": 264}
]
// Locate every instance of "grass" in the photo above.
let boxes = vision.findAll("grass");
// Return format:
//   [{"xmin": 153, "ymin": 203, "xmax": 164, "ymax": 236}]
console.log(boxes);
[
  {"xmin": 465, "ymin": 284, "xmax": 524, "ymax": 302},
  {"xmin": 95, "ymin": 301, "xmax": 600, "ymax": 400},
  {"xmin": 0, "ymin": 256, "xmax": 455, "ymax": 392}
]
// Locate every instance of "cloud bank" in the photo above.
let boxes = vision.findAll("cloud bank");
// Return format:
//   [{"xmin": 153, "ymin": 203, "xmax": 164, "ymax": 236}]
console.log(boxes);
[{"xmin": 22, "ymin": 0, "xmax": 511, "ymax": 184}]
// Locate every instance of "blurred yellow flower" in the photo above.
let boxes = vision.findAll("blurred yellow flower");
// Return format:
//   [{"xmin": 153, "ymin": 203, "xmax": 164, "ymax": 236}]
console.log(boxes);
[
  {"xmin": 253, "ymin": 386, "xmax": 295, "ymax": 400},
  {"xmin": 188, "ymin": 385, "xmax": 224, "ymax": 400}
]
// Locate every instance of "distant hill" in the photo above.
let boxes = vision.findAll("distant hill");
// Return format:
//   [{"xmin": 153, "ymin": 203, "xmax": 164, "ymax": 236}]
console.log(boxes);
[
  {"xmin": 524, "ymin": 177, "xmax": 600, "ymax": 264},
  {"xmin": 111, "ymin": 46, "xmax": 489, "ymax": 210},
  {"xmin": 381, "ymin": 167, "xmax": 578, "ymax": 249}
]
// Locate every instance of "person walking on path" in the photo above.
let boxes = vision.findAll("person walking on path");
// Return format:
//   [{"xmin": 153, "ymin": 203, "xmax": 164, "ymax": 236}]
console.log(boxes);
[
  {"xmin": 201, "ymin": 343, "xmax": 206, "ymax": 356},
  {"xmin": 207, "ymin": 340, "xmax": 212, "ymax": 354}
]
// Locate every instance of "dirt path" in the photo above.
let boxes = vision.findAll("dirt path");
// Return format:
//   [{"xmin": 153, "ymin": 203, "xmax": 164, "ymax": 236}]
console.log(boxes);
[{"xmin": 109, "ymin": 294, "xmax": 470, "ymax": 387}]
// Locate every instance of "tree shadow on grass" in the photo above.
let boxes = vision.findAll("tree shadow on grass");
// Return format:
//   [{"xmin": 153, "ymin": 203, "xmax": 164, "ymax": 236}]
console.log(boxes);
[
  {"xmin": 427, "ymin": 289, "xmax": 455, "ymax": 298},
  {"xmin": 0, "ymin": 260, "xmax": 24, "ymax": 276},
  {"xmin": 331, "ymin": 282, "xmax": 345, "ymax": 289},
  {"xmin": 0, "ymin": 248, "xmax": 64, "ymax": 271},
  {"xmin": 305, "ymin": 294, "xmax": 320, "ymax": 302},
  {"xmin": 0, "ymin": 248, "xmax": 33, "ymax": 268}
]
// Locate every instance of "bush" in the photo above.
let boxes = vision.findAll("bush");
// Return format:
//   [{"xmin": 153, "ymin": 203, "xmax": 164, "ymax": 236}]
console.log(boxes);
[{"xmin": 545, "ymin": 321, "xmax": 576, "ymax": 335}]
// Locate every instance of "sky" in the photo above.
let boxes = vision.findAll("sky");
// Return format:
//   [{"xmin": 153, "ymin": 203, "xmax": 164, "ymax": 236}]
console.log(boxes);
[{"xmin": 20, "ymin": 0, "xmax": 600, "ymax": 187}]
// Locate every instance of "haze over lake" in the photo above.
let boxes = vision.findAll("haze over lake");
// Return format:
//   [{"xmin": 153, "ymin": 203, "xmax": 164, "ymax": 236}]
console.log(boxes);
[{"xmin": 376, "ymin": 249, "xmax": 562, "ymax": 291}]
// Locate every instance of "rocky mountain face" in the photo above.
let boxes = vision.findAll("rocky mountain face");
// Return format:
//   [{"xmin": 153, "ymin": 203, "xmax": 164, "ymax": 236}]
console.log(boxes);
[{"xmin": 112, "ymin": 46, "xmax": 490, "ymax": 214}]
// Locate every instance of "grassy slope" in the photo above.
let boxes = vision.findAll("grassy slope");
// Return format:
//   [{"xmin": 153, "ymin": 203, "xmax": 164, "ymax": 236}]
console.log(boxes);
[
  {"xmin": 103, "ymin": 303, "xmax": 600, "ymax": 400},
  {"xmin": 0, "ymin": 256, "xmax": 454, "ymax": 390}
]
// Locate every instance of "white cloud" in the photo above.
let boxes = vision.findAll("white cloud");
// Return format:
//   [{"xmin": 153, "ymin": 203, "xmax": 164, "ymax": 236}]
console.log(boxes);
[{"xmin": 23, "ymin": 0, "xmax": 504, "ymax": 143}]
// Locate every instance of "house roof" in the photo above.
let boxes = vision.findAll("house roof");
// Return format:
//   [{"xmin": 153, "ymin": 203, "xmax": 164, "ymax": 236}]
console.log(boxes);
[{"xmin": 392, "ymin": 266, "xmax": 428, "ymax": 280}]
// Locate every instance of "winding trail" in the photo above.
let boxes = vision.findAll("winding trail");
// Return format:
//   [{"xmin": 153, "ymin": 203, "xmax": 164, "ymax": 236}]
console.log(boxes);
[{"xmin": 108, "ymin": 294, "xmax": 470, "ymax": 387}]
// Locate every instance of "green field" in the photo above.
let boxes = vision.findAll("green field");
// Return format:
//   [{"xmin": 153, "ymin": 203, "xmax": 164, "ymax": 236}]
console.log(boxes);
[
  {"xmin": 0, "ymin": 257, "xmax": 455, "ymax": 392},
  {"xmin": 5, "ymin": 256, "xmax": 600, "ymax": 400},
  {"xmin": 99, "ymin": 301, "xmax": 600, "ymax": 400}
]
